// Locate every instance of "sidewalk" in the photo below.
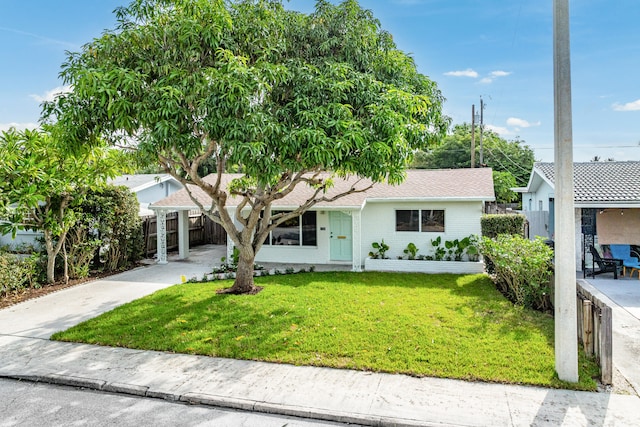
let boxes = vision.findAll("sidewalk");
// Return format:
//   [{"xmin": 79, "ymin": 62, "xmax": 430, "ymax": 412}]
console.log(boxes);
[{"xmin": 1, "ymin": 251, "xmax": 640, "ymax": 426}]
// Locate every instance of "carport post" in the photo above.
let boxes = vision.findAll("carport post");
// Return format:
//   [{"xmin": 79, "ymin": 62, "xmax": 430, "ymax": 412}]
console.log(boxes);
[
  {"xmin": 156, "ymin": 209, "xmax": 168, "ymax": 265},
  {"xmin": 178, "ymin": 210, "xmax": 190, "ymax": 260}
]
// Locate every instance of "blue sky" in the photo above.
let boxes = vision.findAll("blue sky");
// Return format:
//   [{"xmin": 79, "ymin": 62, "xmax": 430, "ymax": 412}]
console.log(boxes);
[{"xmin": 1, "ymin": 0, "xmax": 639, "ymax": 162}]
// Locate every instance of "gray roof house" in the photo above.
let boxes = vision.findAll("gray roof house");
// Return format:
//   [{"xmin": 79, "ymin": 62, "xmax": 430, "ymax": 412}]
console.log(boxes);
[
  {"xmin": 149, "ymin": 168, "xmax": 495, "ymax": 271},
  {"xmin": 109, "ymin": 174, "xmax": 183, "ymax": 216},
  {"xmin": 515, "ymin": 161, "xmax": 640, "ymax": 271}
]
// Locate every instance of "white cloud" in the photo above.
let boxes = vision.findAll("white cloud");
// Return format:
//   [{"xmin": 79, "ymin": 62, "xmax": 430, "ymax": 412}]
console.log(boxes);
[
  {"xmin": 506, "ymin": 117, "xmax": 541, "ymax": 128},
  {"xmin": 444, "ymin": 69, "xmax": 478, "ymax": 78},
  {"xmin": 29, "ymin": 85, "xmax": 72, "ymax": 103},
  {"xmin": 613, "ymin": 99, "xmax": 640, "ymax": 111},
  {"xmin": 480, "ymin": 70, "xmax": 512, "ymax": 84},
  {"xmin": 0, "ymin": 122, "xmax": 40, "ymax": 132},
  {"xmin": 485, "ymin": 125, "xmax": 512, "ymax": 136},
  {"xmin": 490, "ymin": 70, "xmax": 511, "ymax": 78}
]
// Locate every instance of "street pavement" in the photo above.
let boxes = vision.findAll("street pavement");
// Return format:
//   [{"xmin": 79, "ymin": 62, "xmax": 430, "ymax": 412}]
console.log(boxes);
[
  {"xmin": 1, "ymin": 245, "xmax": 640, "ymax": 426},
  {"xmin": 0, "ymin": 377, "xmax": 349, "ymax": 427}
]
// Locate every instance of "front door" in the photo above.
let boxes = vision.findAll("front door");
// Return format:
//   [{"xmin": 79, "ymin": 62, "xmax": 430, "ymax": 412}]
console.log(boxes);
[{"xmin": 329, "ymin": 211, "xmax": 352, "ymax": 261}]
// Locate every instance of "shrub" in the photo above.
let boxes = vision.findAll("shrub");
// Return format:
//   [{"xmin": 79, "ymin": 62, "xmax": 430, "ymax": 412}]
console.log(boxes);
[
  {"xmin": 368, "ymin": 240, "xmax": 390, "ymax": 259},
  {"xmin": 403, "ymin": 243, "xmax": 419, "ymax": 260},
  {"xmin": 480, "ymin": 235, "xmax": 553, "ymax": 311},
  {"xmin": 65, "ymin": 222, "xmax": 101, "ymax": 280},
  {"xmin": 70, "ymin": 185, "xmax": 143, "ymax": 273},
  {"xmin": 0, "ymin": 252, "xmax": 42, "ymax": 296},
  {"xmin": 481, "ymin": 214, "xmax": 526, "ymax": 238}
]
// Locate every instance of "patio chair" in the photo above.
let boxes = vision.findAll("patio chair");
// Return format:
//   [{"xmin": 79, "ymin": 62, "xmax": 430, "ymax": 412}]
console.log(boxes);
[
  {"xmin": 587, "ymin": 245, "xmax": 620, "ymax": 279},
  {"xmin": 608, "ymin": 244, "xmax": 640, "ymax": 277}
]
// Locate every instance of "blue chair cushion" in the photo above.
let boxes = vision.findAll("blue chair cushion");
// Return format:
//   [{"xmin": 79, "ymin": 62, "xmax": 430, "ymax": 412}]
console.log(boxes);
[{"xmin": 609, "ymin": 244, "xmax": 640, "ymax": 268}]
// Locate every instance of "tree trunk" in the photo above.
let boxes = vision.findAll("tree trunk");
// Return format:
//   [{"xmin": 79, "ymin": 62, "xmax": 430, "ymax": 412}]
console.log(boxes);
[
  {"xmin": 217, "ymin": 245, "xmax": 262, "ymax": 295},
  {"xmin": 44, "ymin": 230, "xmax": 56, "ymax": 284}
]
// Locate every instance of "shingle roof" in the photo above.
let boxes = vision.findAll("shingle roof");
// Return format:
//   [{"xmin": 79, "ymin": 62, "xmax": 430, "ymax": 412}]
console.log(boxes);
[
  {"xmin": 535, "ymin": 161, "xmax": 640, "ymax": 204},
  {"xmin": 150, "ymin": 168, "xmax": 495, "ymax": 210}
]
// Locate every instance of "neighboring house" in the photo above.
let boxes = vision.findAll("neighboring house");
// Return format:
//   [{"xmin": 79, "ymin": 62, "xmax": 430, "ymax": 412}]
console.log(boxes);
[
  {"xmin": 514, "ymin": 161, "xmax": 640, "ymax": 271},
  {"xmin": 109, "ymin": 174, "xmax": 183, "ymax": 216},
  {"xmin": 0, "ymin": 174, "xmax": 183, "ymax": 249},
  {"xmin": 149, "ymin": 169, "xmax": 495, "ymax": 271}
]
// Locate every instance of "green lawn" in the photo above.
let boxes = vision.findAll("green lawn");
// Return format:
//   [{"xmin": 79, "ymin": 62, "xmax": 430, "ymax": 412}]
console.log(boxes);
[{"xmin": 52, "ymin": 272, "xmax": 599, "ymax": 390}]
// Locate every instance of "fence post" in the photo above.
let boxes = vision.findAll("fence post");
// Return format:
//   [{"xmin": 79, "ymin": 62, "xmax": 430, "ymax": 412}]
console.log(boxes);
[
  {"xmin": 600, "ymin": 306, "xmax": 613, "ymax": 385},
  {"xmin": 582, "ymin": 299, "xmax": 593, "ymax": 355}
]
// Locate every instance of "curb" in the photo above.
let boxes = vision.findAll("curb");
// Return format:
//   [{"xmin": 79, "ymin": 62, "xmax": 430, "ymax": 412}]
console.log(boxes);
[{"xmin": 0, "ymin": 373, "xmax": 450, "ymax": 427}]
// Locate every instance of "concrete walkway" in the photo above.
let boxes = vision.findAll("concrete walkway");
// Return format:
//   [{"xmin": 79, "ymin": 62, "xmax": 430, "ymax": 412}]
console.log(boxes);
[{"xmin": 1, "ymin": 247, "xmax": 640, "ymax": 426}]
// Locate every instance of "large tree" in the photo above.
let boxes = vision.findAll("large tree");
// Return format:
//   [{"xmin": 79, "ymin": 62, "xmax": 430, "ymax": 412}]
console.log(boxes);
[
  {"xmin": 46, "ymin": 0, "xmax": 448, "ymax": 294},
  {"xmin": 412, "ymin": 123, "xmax": 536, "ymax": 202},
  {"xmin": 0, "ymin": 127, "xmax": 125, "ymax": 283}
]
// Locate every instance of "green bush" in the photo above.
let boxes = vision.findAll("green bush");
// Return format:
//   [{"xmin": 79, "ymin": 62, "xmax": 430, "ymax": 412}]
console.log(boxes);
[
  {"xmin": 481, "ymin": 214, "xmax": 526, "ymax": 238},
  {"xmin": 480, "ymin": 235, "xmax": 553, "ymax": 311},
  {"xmin": 65, "ymin": 226, "xmax": 101, "ymax": 279},
  {"xmin": 69, "ymin": 185, "xmax": 143, "ymax": 274},
  {"xmin": 0, "ymin": 252, "xmax": 41, "ymax": 296}
]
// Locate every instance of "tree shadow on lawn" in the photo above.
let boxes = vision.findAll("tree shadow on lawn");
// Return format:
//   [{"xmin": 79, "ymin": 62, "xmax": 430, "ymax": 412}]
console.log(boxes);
[{"xmin": 53, "ymin": 286, "xmax": 323, "ymax": 362}]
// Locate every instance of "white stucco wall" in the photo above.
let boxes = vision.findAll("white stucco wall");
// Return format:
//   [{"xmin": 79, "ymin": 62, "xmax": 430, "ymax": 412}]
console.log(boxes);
[
  {"xmin": 521, "ymin": 181, "xmax": 554, "ymax": 212},
  {"xmin": 252, "ymin": 201, "xmax": 484, "ymax": 267},
  {"xmin": 359, "ymin": 201, "xmax": 484, "ymax": 262},
  {"xmin": 136, "ymin": 182, "xmax": 174, "ymax": 205}
]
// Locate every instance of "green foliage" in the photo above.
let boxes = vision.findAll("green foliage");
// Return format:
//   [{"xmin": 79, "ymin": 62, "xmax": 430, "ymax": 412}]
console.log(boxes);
[
  {"xmin": 0, "ymin": 252, "xmax": 42, "ymax": 296},
  {"xmin": 412, "ymin": 123, "xmax": 536, "ymax": 199},
  {"xmin": 464, "ymin": 235, "xmax": 480, "ymax": 261},
  {"xmin": 220, "ymin": 246, "xmax": 241, "ymax": 268},
  {"xmin": 492, "ymin": 170, "xmax": 519, "ymax": 204},
  {"xmin": 65, "ymin": 185, "xmax": 143, "ymax": 278},
  {"xmin": 0, "ymin": 126, "xmax": 129, "ymax": 283},
  {"xmin": 65, "ymin": 226, "xmax": 101, "ymax": 279},
  {"xmin": 46, "ymin": 0, "xmax": 448, "ymax": 292},
  {"xmin": 481, "ymin": 214, "xmax": 526, "ymax": 238},
  {"xmin": 80, "ymin": 186, "xmax": 144, "ymax": 273},
  {"xmin": 403, "ymin": 242, "xmax": 419, "ymax": 259},
  {"xmin": 429, "ymin": 236, "xmax": 446, "ymax": 261},
  {"xmin": 480, "ymin": 235, "xmax": 553, "ymax": 311},
  {"xmin": 369, "ymin": 239, "xmax": 390, "ymax": 259},
  {"xmin": 427, "ymin": 235, "xmax": 479, "ymax": 261}
]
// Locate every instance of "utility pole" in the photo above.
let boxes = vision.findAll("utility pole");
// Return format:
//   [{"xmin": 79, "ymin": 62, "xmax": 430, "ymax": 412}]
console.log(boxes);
[
  {"xmin": 553, "ymin": 0, "xmax": 579, "ymax": 383},
  {"xmin": 471, "ymin": 104, "xmax": 476, "ymax": 168},
  {"xmin": 479, "ymin": 97, "xmax": 484, "ymax": 166}
]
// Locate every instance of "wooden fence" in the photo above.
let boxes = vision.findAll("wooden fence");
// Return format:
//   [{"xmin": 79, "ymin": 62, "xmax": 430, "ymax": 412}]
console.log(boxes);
[
  {"xmin": 142, "ymin": 211, "xmax": 227, "ymax": 257},
  {"xmin": 576, "ymin": 282, "xmax": 612, "ymax": 385}
]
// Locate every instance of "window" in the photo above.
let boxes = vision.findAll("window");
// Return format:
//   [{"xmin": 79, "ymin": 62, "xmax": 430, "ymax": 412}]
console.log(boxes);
[
  {"xmin": 396, "ymin": 209, "xmax": 445, "ymax": 232},
  {"xmin": 265, "ymin": 211, "xmax": 317, "ymax": 246},
  {"xmin": 396, "ymin": 210, "xmax": 419, "ymax": 231},
  {"xmin": 421, "ymin": 209, "xmax": 445, "ymax": 232}
]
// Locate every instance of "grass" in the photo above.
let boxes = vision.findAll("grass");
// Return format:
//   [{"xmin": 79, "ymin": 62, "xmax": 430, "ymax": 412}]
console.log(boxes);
[{"xmin": 52, "ymin": 272, "xmax": 599, "ymax": 390}]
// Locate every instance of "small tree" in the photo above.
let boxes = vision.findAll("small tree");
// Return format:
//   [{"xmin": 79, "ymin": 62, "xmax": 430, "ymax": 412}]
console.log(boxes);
[
  {"xmin": 0, "ymin": 127, "xmax": 126, "ymax": 283},
  {"xmin": 47, "ymin": 0, "xmax": 448, "ymax": 294}
]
